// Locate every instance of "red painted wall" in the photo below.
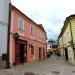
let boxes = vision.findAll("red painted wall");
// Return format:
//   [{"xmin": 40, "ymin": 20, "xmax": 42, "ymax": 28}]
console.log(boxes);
[{"xmin": 9, "ymin": 5, "xmax": 46, "ymax": 64}]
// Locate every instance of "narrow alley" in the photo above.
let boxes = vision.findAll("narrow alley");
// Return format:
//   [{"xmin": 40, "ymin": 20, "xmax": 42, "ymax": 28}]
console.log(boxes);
[{"xmin": 0, "ymin": 56, "xmax": 75, "ymax": 75}]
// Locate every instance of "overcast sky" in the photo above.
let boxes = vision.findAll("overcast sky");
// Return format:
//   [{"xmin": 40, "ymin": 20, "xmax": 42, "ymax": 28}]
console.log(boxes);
[{"xmin": 11, "ymin": 0, "xmax": 75, "ymax": 40}]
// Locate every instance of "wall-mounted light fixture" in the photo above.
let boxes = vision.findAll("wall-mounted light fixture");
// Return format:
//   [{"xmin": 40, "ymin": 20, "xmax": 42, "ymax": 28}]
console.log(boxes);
[{"xmin": 13, "ymin": 33, "xmax": 19, "ymax": 39}]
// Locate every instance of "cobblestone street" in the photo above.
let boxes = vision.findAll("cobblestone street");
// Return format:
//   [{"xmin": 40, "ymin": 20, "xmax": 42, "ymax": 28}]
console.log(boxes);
[{"xmin": 0, "ymin": 56, "xmax": 75, "ymax": 75}]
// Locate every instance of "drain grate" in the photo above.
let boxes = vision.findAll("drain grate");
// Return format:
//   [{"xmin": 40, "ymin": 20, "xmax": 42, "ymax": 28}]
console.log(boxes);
[
  {"xmin": 24, "ymin": 72, "xmax": 34, "ymax": 75},
  {"xmin": 52, "ymin": 71, "xmax": 60, "ymax": 74},
  {"xmin": 72, "ymin": 71, "xmax": 75, "ymax": 73}
]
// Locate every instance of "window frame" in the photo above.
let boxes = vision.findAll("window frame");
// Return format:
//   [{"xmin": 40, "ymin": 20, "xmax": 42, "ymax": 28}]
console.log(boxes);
[
  {"xmin": 31, "ymin": 45, "xmax": 34, "ymax": 55},
  {"xmin": 18, "ymin": 18, "xmax": 24, "ymax": 30},
  {"xmin": 30, "ymin": 25, "xmax": 34, "ymax": 34}
]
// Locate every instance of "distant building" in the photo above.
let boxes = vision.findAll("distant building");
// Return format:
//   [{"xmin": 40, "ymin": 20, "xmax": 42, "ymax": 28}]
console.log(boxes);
[
  {"xmin": 47, "ymin": 40, "xmax": 58, "ymax": 54},
  {"xmin": 9, "ymin": 5, "xmax": 47, "ymax": 67},
  {"xmin": 0, "ymin": 0, "xmax": 10, "ymax": 69},
  {"xmin": 58, "ymin": 14, "xmax": 75, "ymax": 64}
]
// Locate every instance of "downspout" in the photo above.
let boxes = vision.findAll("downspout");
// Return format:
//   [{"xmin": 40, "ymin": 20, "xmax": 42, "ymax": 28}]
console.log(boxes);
[
  {"xmin": 69, "ymin": 20, "xmax": 75, "ymax": 59},
  {"xmin": 6, "ymin": 3, "xmax": 11, "ymax": 68}
]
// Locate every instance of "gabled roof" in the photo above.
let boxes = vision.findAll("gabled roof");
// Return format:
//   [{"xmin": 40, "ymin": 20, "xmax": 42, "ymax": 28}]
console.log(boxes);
[
  {"xmin": 10, "ymin": 4, "xmax": 46, "ymax": 33},
  {"xmin": 58, "ymin": 14, "xmax": 75, "ymax": 40},
  {"xmin": 47, "ymin": 40, "xmax": 58, "ymax": 45},
  {"xmin": 38, "ymin": 24, "xmax": 46, "ymax": 32}
]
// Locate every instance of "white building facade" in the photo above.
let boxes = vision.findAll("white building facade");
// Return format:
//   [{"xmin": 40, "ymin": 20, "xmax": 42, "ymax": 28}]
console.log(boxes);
[{"xmin": 0, "ymin": 0, "xmax": 10, "ymax": 68}]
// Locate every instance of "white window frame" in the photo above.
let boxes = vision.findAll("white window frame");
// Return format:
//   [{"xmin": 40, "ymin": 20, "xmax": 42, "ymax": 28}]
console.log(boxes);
[
  {"xmin": 30, "ymin": 26, "xmax": 34, "ymax": 34},
  {"xmin": 18, "ymin": 18, "xmax": 24, "ymax": 30}
]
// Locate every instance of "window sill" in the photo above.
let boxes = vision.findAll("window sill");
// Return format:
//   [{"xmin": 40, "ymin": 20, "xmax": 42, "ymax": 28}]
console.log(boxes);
[
  {"xmin": 18, "ymin": 28, "xmax": 24, "ymax": 31},
  {"xmin": 30, "ymin": 33, "xmax": 34, "ymax": 36}
]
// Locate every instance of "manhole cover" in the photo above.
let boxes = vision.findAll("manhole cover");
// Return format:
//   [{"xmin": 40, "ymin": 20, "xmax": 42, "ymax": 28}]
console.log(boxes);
[
  {"xmin": 24, "ymin": 72, "xmax": 34, "ymax": 75},
  {"xmin": 72, "ymin": 71, "xmax": 75, "ymax": 73},
  {"xmin": 52, "ymin": 71, "xmax": 60, "ymax": 74}
]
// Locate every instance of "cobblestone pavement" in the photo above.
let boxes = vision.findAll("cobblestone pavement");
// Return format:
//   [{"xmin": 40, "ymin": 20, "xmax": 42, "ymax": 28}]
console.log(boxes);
[{"xmin": 0, "ymin": 56, "xmax": 75, "ymax": 75}]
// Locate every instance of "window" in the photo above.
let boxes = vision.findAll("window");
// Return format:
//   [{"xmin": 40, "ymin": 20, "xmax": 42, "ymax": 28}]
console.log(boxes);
[
  {"xmin": 18, "ymin": 18, "xmax": 24, "ymax": 30},
  {"xmin": 50, "ymin": 46, "xmax": 51, "ymax": 48},
  {"xmin": 52, "ymin": 45, "xmax": 58, "ymax": 48},
  {"xmin": 38, "ymin": 31, "xmax": 41, "ymax": 38},
  {"xmin": 38, "ymin": 31, "xmax": 45, "ymax": 40},
  {"xmin": 31, "ymin": 45, "xmax": 34, "ymax": 55},
  {"xmin": 42, "ymin": 33, "xmax": 45, "ymax": 40},
  {"xmin": 30, "ymin": 26, "xmax": 34, "ymax": 34}
]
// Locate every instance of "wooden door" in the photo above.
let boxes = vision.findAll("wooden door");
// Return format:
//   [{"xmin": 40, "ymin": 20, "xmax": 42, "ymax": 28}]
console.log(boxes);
[
  {"xmin": 19, "ymin": 44, "xmax": 24, "ymax": 63},
  {"xmin": 39, "ymin": 48, "xmax": 41, "ymax": 60},
  {"xmin": 15, "ymin": 43, "xmax": 20, "ymax": 64},
  {"xmin": 65, "ymin": 48, "xmax": 68, "ymax": 60},
  {"xmin": 24, "ymin": 44, "xmax": 27, "ymax": 62},
  {"xmin": 15, "ymin": 40, "xmax": 27, "ymax": 64},
  {"xmin": 43, "ymin": 48, "xmax": 45, "ymax": 59}
]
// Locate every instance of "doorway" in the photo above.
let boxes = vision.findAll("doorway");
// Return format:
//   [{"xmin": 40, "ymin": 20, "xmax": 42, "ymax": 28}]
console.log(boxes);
[
  {"xmin": 15, "ymin": 40, "xmax": 27, "ymax": 64},
  {"xmin": 20, "ymin": 44, "xmax": 24, "ymax": 63},
  {"xmin": 65, "ymin": 48, "xmax": 68, "ymax": 60},
  {"xmin": 43, "ymin": 48, "xmax": 45, "ymax": 59},
  {"xmin": 39, "ymin": 48, "xmax": 42, "ymax": 60}
]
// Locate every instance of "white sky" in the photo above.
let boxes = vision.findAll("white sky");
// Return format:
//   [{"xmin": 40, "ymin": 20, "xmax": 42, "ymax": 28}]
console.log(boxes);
[{"xmin": 11, "ymin": 0, "xmax": 75, "ymax": 40}]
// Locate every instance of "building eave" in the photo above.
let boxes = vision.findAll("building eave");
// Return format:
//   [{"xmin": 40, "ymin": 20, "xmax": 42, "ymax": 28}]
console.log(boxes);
[
  {"xmin": 58, "ymin": 14, "xmax": 75, "ymax": 40},
  {"xmin": 10, "ymin": 5, "xmax": 46, "ymax": 33}
]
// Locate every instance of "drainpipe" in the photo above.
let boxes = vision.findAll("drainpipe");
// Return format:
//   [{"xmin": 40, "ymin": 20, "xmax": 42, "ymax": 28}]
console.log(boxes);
[
  {"xmin": 6, "ymin": 3, "xmax": 11, "ymax": 68},
  {"xmin": 69, "ymin": 20, "xmax": 75, "ymax": 59}
]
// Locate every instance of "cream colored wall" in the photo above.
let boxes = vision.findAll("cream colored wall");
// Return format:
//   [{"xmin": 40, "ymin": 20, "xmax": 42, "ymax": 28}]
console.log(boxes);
[
  {"xmin": 58, "ymin": 37, "xmax": 64, "ymax": 56},
  {"xmin": 47, "ymin": 44, "xmax": 52, "ymax": 52},
  {"xmin": 47, "ymin": 45, "xmax": 50, "ymax": 50},
  {"xmin": 60, "ymin": 48, "xmax": 64, "ymax": 56},
  {"xmin": 70, "ymin": 19, "xmax": 75, "ymax": 44},
  {"xmin": 59, "ymin": 37, "xmax": 63, "ymax": 48},
  {"xmin": 68, "ymin": 46, "xmax": 74, "ymax": 64},
  {"xmin": 58, "ymin": 17, "xmax": 75, "ymax": 64},
  {"xmin": 59, "ymin": 21, "xmax": 75, "ymax": 64},
  {"xmin": 63, "ymin": 23, "xmax": 71, "ymax": 47}
]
